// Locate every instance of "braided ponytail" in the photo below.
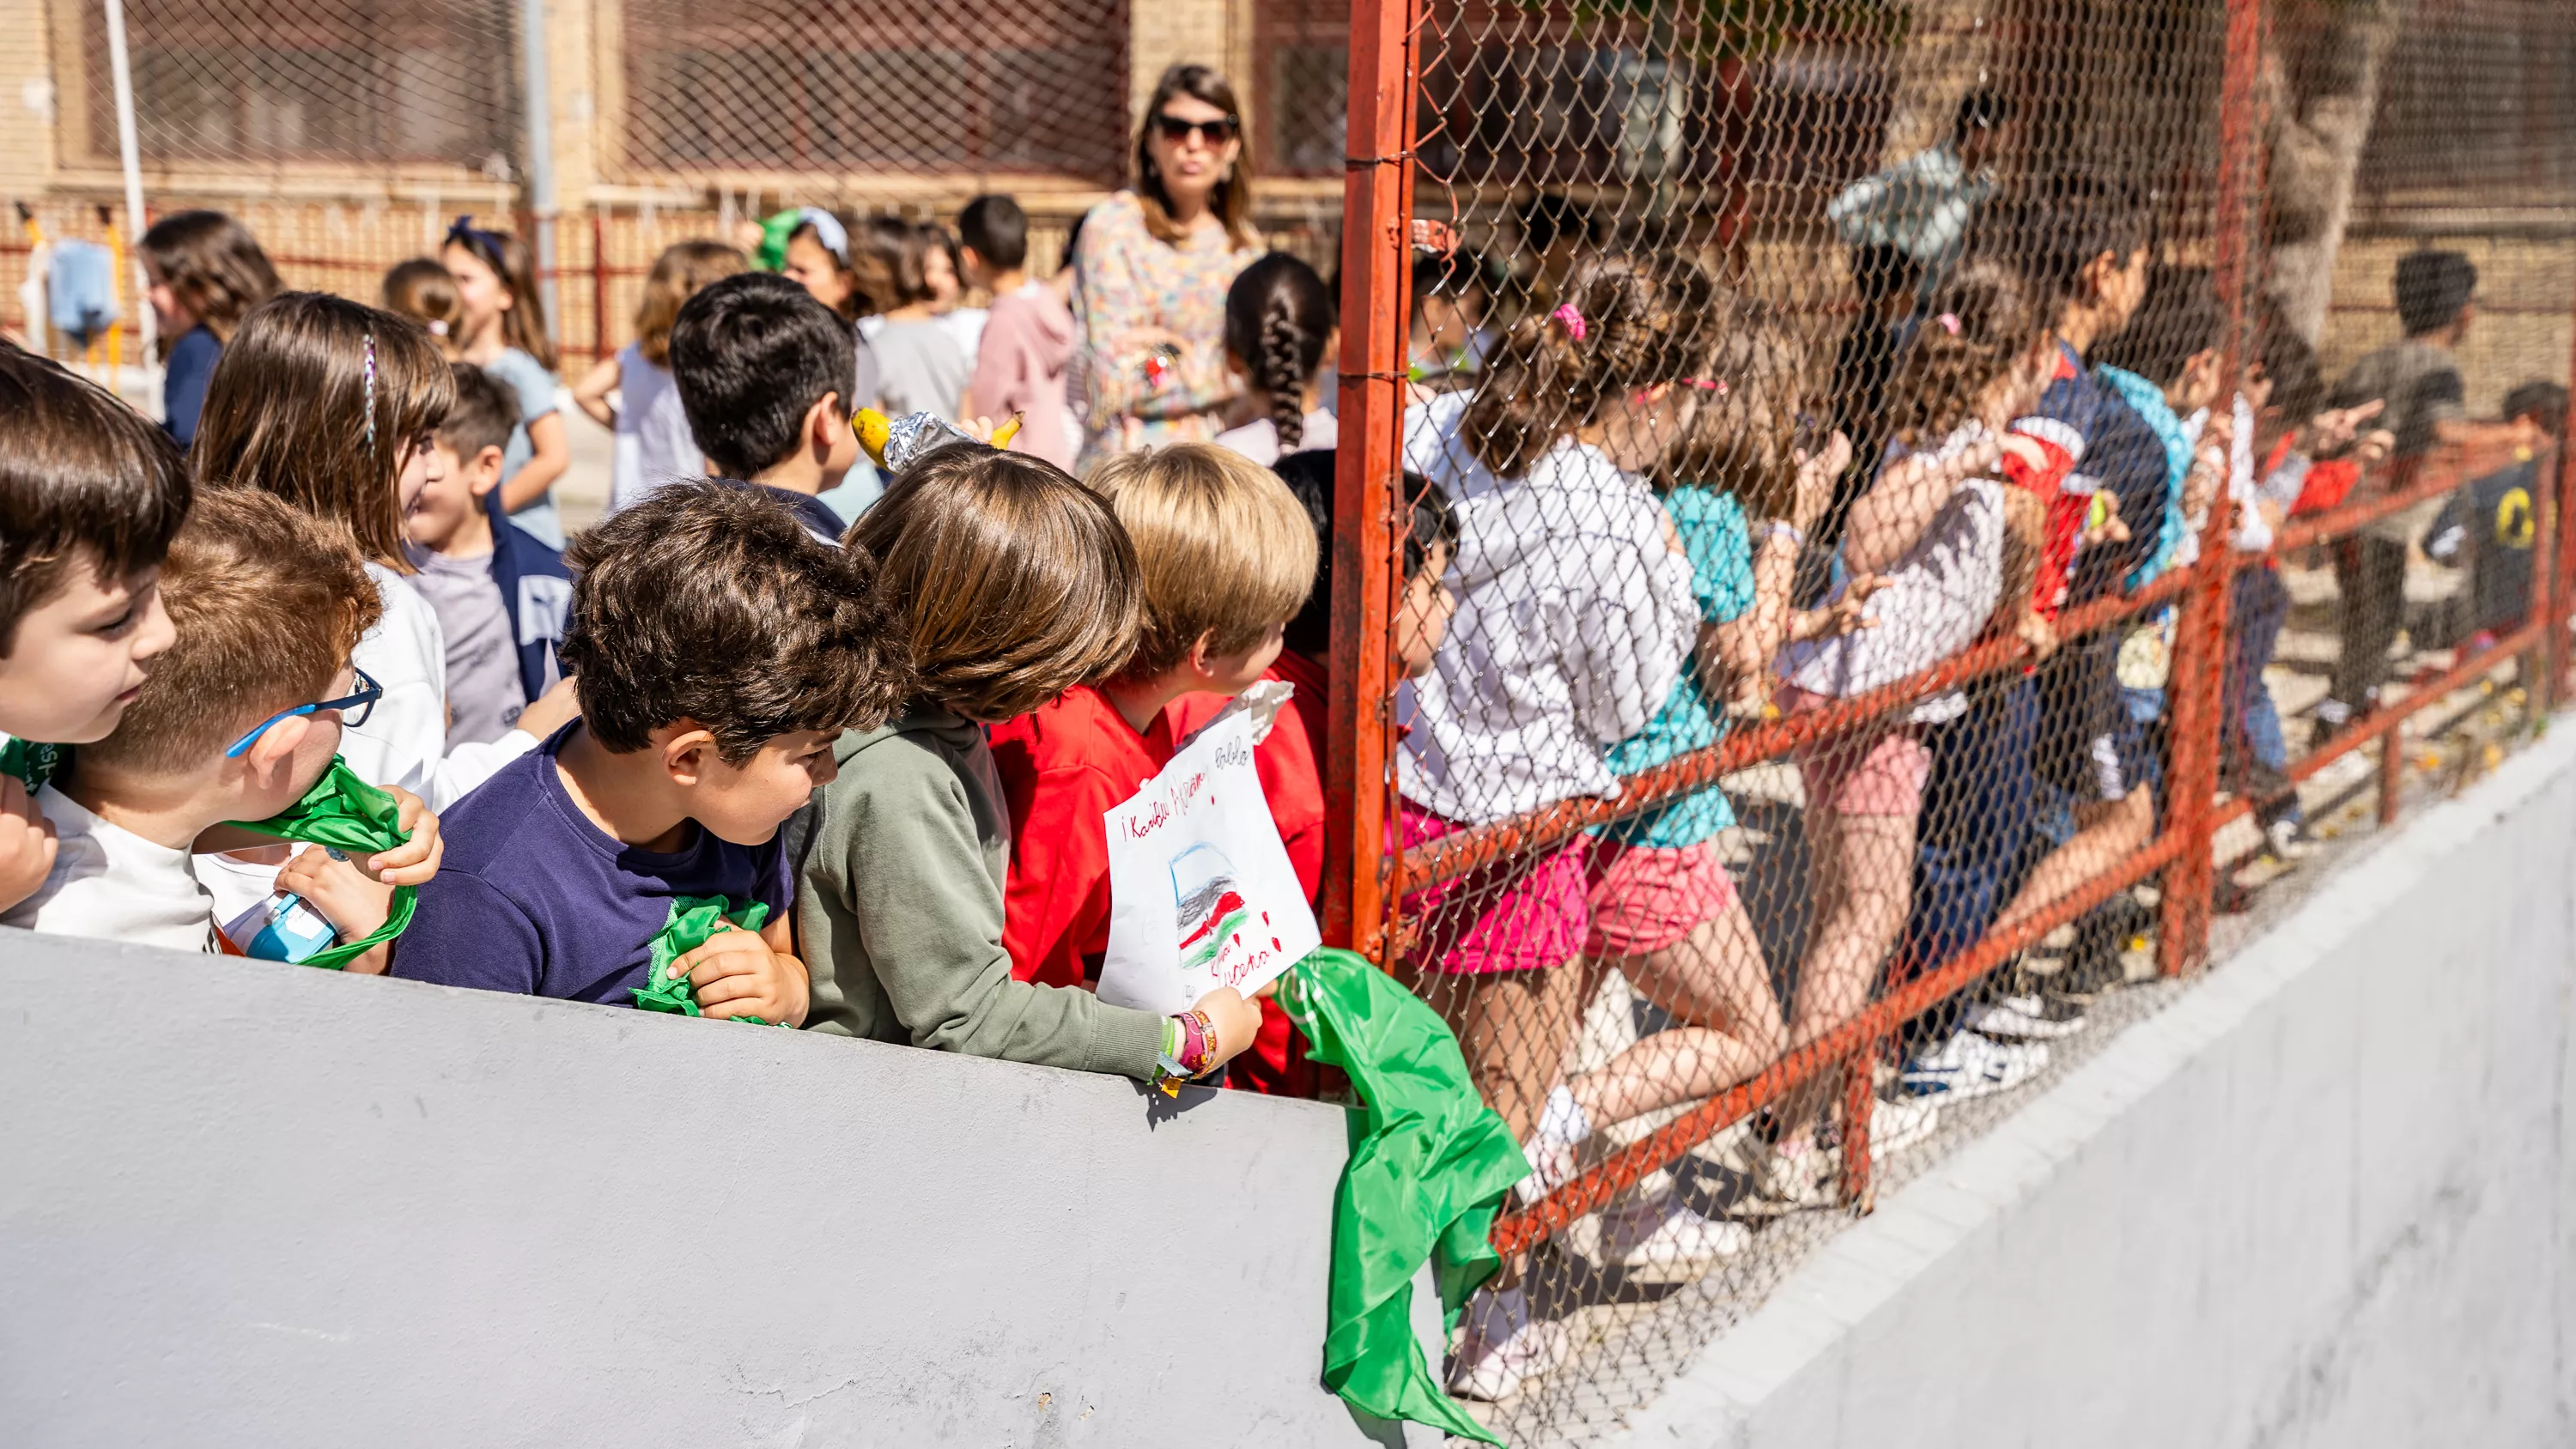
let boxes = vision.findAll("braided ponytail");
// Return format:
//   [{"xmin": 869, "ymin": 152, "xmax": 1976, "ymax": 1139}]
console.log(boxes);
[{"xmin": 1224, "ymin": 252, "xmax": 1336, "ymax": 454}]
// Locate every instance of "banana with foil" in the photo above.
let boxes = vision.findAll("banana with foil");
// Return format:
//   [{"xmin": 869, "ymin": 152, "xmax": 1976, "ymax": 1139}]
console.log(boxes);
[{"xmin": 852, "ymin": 409, "xmax": 1024, "ymax": 472}]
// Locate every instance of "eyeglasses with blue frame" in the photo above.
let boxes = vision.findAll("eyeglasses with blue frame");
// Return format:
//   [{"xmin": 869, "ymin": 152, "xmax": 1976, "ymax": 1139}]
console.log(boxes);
[{"xmin": 224, "ymin": 667, "xmax": 384, "ymax": 759}]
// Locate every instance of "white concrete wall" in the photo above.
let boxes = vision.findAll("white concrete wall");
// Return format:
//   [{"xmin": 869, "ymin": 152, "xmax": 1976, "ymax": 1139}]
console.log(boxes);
[
  {"xmin": 1613, "ymin": 725, "xmax": 2576, "ymax": 1449},
  {"xmin": 0, "ymin": 932, "xmax": 1437, "ymax": 1448}
]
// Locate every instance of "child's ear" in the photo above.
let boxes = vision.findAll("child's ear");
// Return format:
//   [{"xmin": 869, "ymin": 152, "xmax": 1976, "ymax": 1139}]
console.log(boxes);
[
  {"xmin": 241, "ymin": 713, "xmax": 313, "ymax": 777},
  {"xmin": 1224, "ymin": 349, "xmax": 1249, "ymax": 382},
  {"xmin": 810, "ymin": 391, "xmax": 847, "ymax": 450},
  {"xmin": 659, "ymin": 724, "xmax": 720, "ymax": 787},
  {"xmin": 468, "ymin": 446, "xmax": 507, "ymax": 497}
]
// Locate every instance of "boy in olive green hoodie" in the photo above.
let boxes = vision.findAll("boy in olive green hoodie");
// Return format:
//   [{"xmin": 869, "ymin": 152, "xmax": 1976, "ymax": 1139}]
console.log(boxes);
[{"xmin": 794, "ymin": 446, "xmax": 1263, "ymax": 1080}]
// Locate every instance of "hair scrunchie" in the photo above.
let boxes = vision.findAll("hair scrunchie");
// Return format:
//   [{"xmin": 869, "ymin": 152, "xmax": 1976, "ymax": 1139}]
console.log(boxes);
[{"xmin": 1550, "ymin": 303, "xmax": 1587, "ymax": 342}]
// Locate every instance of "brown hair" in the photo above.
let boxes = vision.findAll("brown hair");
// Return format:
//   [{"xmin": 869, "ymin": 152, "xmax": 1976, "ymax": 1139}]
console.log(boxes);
[
  {"xmin": 0, "ymin": 343, "xmax": 193, "ymax": 656},
  {"xmin": 81, "ymin": 487, "xmax": 378, "ymax": 777},
  {"xmin": 562, "ymin": 482, "xmax": 908, "ymax": 763},
  {"xmin": 1133, "ymin": 64, "xmax": 1256, "ymax": 252},
  {"xmin": 853, "ymin": 216, "xmax": 936, "ymax": 314},
  {"xmin": 438, "ymin": 362, "xmax": 521, "ymax": 461},
  {"xmin": 192, "ymin": 293, "xmax": 454, "ymax": 572},
  {"xmin": 1884, "ymin": 254, "xmax": 2049, "ymax": 450},
  {"xmin": 847, "ymin": 446, "xmax": 1142, "ymax": 722},
  {"xmin": 442, "ymin": 220, "xmax": 558, "ymax": 371},
  {"xmin": 635, "ymin": 239, "xmax": 748, "ymax": 367},
  {"xmin": 380, "ymin": 258, "xmax": 461, "ymax": 342},
  {"xmin": 1087, "ymin": 443, "xmax": 1316, "ymax": 679},
  {"xmin": 138, "ymin": 210, "xmax": 281, "ymax": 344},
  {"xmin": 1461, "ymin": 253, "xmax": 1716, "ymax": 478},
  {"xmin": 1656, "ymin": 296, "xmax": 1814, "ymax": 521}
]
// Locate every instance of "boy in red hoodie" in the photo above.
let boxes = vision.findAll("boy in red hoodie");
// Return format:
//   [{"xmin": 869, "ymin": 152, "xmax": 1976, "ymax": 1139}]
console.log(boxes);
[
  {"xmin": 989, "ymin": 443, "xmax": 1317, "ymax": 994},
  {"xmin": 1156, "ymin": 450, "xmax": 1461, "ymax": 1094}
]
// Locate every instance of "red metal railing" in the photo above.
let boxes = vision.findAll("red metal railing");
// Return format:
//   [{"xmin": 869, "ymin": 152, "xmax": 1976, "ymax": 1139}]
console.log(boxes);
[{"xmin": 1327, "ymin": 0, "xmax": 2576, "ymax": 1264}]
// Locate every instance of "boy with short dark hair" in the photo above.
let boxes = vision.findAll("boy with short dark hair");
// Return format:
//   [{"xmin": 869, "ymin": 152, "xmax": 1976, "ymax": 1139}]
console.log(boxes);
[
  {"xmin": 0, "ymin": 342, "xmax": 191, "ymax": 912},
  {"xmin": 2318, "ymin": 251, "xmax": 2551, "ymax": 732},
  {"xmin": 958, "ymin": 194, "xmax": 1077, "ymax": 470},
  {"xmin": 666, "ymin": 272, "xmax": 863, "ymax": 543},
  {"xmin": 393, "ymin": 483, "xmax": 907, "ymax": 1017},
  {"xmin": 3, "ymin": 488, "xmax": 408, "ymax": 955},
  {"xmin": 403, "ymin": 362, "xmax": 571, "ymax": 750},
  {"xmin": 987, "ymin": 444, "xmax": 1317, "ymax": 991}
]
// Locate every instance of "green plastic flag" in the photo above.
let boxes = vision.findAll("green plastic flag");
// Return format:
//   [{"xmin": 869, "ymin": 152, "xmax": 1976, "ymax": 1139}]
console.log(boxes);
[
  {"xmin": 633, "ymin": 895, "xmax": 789, "ymax": 1026},
  {"xmin": 229, "ymin": 756, "xmax": 416, "ymax": 971},
  {"xmin": 1276, "ymin": 947, "xmax": 1528, "ymax": 1446}
]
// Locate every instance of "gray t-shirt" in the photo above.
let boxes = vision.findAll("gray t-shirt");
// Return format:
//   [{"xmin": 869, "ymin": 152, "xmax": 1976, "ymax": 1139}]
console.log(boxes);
[
  {"xmin": 403, "ymin": 543, "xmax": 529, "ymax": 749},
  {"xmin": 868, "ymin": 319, "xmax": 969, "ymax": 421},
  {"xmin": 484, "ymin": 348, "xmax": 564, "ymax": 548}
]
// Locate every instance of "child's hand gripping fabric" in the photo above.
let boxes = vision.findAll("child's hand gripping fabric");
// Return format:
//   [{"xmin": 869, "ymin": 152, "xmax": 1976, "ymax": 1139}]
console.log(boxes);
[
  {"xmin": 275, "ymin": 847, "xmax": 398, "ymax": 974},
  {"xmin": 232, "ymin": 759, "xmax": 436, "ymax": 970},
  {"xmin": 0, "ymin": 774, "xmax": 59, "ymax": 916},
  {"xmin": 634, "ymin": 897, "xmax": 811, "ymax": 1026}
]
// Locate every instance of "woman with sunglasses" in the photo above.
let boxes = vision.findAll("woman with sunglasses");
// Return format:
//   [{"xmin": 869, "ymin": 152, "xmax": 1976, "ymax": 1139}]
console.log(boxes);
[{"xmin": 1070, "ymin": 64, "xmax": 1262, "ymax": 465}]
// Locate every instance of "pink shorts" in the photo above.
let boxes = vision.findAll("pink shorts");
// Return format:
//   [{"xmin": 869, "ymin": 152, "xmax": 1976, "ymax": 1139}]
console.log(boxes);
[
  {"xmin": 1783, "ymin": 685, "xmax": 1930, "ymax": 818},
  {"xmin": 1583, "ymin": 839, "xmax": 1741, "ymax": 957},
  {"xmin": 1397, "ymin": 802, "xmax": 1589, "ymax": 976}
]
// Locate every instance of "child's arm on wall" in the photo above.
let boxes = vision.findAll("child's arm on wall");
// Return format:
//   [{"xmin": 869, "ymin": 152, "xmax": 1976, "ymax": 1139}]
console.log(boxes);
[
  {"xmin": 822, "ymin": 757, "xmax": 1171, "ymax": 1077},
  {"xmin": 501, "ymin": 410, "xmax": 572, "ymax": 513},
  {"xmin": 569, "ymin": 355, "xmax": 620, "ymax": 430}
]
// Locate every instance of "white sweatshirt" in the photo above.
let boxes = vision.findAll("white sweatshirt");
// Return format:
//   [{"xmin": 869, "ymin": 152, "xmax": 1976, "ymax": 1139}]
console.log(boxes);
[{"xmin": 1398, "ymin": 398, "xmax": 1698, "ymax": 824}]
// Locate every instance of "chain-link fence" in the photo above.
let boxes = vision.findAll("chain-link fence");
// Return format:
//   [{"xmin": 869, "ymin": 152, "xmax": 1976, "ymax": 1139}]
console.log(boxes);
[{"xmin": 1321, "ymin": 0, "xmax": 2576, "ymax": 1440}]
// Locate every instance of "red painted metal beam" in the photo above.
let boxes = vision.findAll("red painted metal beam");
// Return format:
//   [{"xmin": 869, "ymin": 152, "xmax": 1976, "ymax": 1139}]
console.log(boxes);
[{"xmin": 1323, "ymin": 0, "xmax": 1420, "ymax": 961}]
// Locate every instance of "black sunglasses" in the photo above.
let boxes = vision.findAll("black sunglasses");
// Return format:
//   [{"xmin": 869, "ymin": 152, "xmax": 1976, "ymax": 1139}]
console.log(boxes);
[{"xmin": 1152, "ymin": 112, "xmax": 1240, "ymax": 146}]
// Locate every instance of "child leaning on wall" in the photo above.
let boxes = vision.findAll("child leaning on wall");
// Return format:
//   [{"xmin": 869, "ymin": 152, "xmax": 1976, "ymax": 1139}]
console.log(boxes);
[
  {"xmin": 794, "ymin": 442, "xmax": 1265, "ymax": 1084},
  {"xmin": 987, "ymin": 443, "xmax": 1317, "ymax": 997},
  {"xmin": 0, "ymin": 342, "xmax": 191, "ymax": 913},
  {"xmin": 4, "ymin": 488, "xmax": 440, "ymax": 971}
]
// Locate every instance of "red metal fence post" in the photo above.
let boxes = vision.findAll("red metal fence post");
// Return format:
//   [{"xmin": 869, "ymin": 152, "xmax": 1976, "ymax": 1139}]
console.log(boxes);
[
  {"xmin": 1323, "ymin": 0, "xmax": 1419, "ymax": 961},
  {"xmin": 592, "ymin": 207, "xmax": 611, "ymax": 363},
  {"xmin": 2549, "ymin": 283, "xmax": 2576, "ymax": 711},
  {"xmin": 2157, "ymin": 0, "xmax": 2267, "ymax": 978}
]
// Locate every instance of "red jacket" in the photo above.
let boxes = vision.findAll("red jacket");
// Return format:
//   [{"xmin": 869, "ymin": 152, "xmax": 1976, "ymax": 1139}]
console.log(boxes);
[{"xmin": 989, "ymin": 686, "xmax": 1170, "ymax": 989}]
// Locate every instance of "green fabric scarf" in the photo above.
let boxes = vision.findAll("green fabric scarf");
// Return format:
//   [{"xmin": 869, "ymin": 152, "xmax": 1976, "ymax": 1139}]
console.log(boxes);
[
  {"xmin": 230, "ymin": 757, "xmax": 416, "ymax": 971},
  {"xmin": 633, "ymin": 895, "xmax": 787, "ymax": 1026},
  {"xmin": 1277, "ymin": 947, "xmax": 1527, "ymax": 1446}
]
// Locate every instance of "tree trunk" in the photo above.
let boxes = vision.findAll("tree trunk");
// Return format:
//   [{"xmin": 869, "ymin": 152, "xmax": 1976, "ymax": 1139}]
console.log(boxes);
[{"xmin": 2264, "ymin": 0, "xmax": 2404, "ymax": 343}]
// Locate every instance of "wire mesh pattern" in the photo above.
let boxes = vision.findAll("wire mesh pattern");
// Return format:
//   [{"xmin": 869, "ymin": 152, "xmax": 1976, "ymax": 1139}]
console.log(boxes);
[{"xmin": 1331, "ymin": 0, "xmax": 2576, "ymax": 1438}]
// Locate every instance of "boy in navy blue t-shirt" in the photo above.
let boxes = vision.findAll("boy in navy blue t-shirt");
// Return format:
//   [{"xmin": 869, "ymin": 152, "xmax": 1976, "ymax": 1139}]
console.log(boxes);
[{"xmin": 394, "ymin": 482, "xmax": 906, "ymax": 1019}]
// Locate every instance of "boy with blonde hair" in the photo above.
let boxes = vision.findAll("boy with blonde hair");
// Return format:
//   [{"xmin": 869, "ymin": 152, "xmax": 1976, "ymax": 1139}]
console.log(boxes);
[
  {"xmin": 988, "ymin": 442, "xmax": 1318, "ymax": 991},
  {"xmin": 4, "ymin": 488, "xmax": 437, "ymax": 959}
]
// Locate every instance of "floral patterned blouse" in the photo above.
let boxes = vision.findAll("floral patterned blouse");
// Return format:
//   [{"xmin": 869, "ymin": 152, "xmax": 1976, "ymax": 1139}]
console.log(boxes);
[{"xmin": 1071, "ymin": 190, "xmax": 1260, "ymax": 464}]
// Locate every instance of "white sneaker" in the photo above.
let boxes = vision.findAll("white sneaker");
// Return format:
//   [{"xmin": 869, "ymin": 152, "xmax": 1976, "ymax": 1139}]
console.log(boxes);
[
  {"xmin": 1868, "ymin": 1094, "xmax": 1942, "ymax": 1155},
  {"xmin": 1447, "ymin": 1287, "xmax": 1571, "ymax": 1403},
  {"xmin": 1899, "ymin": 1030, "xmax": 2049, "ymax": 1102},
  {"xmin": 1750, "ymin": 1138, "xmax": 1841, "ymax": 1214},
  {"xmin": 1965, "ymin": 992, "xmax": 2089, "ymax": 1041},
  {"xmin": 2266, "ymin": 817, "xmax": 2314, "ymax": 861},
  {"xmin": 1596, "ymin": 1194, "xmax": 1752, "ymax": 1276}
]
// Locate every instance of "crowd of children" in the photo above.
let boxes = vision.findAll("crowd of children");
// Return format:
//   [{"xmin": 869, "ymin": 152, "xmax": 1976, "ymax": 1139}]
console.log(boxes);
[{"xmin": 4, "ymin": 155, "xmax": 2561, "ymax": 1411}]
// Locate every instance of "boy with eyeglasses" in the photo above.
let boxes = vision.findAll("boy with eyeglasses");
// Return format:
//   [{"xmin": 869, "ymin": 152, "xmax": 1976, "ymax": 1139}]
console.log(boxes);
[{"xmin": 4, "ymin": 489, "xmax": 436, "ymax": 955}]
